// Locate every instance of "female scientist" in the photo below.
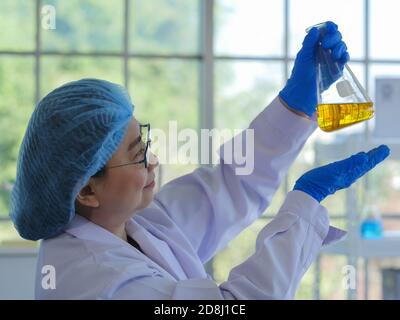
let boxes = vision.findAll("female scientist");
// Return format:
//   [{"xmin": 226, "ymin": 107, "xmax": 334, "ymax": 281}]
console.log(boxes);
[{"xmin": 10, "ymin": 21, "xmax": 389, "ymax": 299}]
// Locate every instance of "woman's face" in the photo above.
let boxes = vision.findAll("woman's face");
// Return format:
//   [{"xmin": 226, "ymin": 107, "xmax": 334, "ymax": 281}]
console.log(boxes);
[{"xmin": 76, "ymin": 117, "xmax": 158, "ymax": 222}]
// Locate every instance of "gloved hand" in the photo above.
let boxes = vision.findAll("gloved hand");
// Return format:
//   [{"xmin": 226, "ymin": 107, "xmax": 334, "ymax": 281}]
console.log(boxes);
[
  {"xmin": 279, "ymin": 21, "xmax": 350, "ymax": 117},
  {"xmin": 293, "ymin": 145, "xmax": 390, "ymax": 202}
]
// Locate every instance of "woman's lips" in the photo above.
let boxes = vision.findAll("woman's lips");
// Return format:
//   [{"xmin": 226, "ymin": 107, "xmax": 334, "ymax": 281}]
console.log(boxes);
[{"xmin": 144, "ymin": 180, "xmax": 155, "ymax": 189}]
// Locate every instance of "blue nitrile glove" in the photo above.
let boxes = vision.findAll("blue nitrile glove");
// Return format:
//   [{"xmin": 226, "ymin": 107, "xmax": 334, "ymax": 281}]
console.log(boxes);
[
  {"xmin": 279, "ymin": 21, "xmax": 350, "ymax": 117},
  {"xmin": 294, "ymin": 145, "xmax": 390, "ymax": 202}
]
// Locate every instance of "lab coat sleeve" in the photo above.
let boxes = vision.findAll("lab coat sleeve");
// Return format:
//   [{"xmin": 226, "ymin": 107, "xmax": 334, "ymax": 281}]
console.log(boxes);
[
  {"xmin": 108, "ymin": 190, "xmax": 345, "ymax": 300},
  {"xmin": 153, "ymin": 97, "xmax": 318, "ymax": 263},
  {"xmin": 218, "ymin": 190, "xmax": 346, "ymax": 299}
]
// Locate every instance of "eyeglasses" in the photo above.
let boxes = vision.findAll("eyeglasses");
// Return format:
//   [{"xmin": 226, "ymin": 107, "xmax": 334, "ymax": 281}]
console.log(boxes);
[{"xmin": 106, "ymin": 123, "xmax": 152, "ymax": 170}]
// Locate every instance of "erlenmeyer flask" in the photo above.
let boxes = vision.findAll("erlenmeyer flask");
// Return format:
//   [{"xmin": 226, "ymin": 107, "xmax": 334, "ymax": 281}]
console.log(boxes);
[{"xmin": 307, "ymin": 23, "xmax": 374, "ymax": 132}]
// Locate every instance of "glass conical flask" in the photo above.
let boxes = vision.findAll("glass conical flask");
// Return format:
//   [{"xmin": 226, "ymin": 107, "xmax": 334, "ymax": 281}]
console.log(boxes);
[{"xmin": 307, "ymin": 23, "xmax": 374, "ymax": 132}]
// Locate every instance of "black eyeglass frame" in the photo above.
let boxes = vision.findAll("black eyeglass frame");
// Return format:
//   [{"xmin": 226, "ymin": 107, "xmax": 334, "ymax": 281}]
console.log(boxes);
[{"xmin": 105, "ymin": 123, "xmax": 152, "ymax": 171}]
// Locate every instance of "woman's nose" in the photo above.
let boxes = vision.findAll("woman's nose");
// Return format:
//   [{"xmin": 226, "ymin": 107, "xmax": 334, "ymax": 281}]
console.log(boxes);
[{"xmin": 148, "ymin": 151, "xmax": 159, "ymax": 170}]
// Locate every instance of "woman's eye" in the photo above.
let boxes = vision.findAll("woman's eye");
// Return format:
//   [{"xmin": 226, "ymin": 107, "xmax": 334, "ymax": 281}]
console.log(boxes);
[{"xmin": 133, "ymin": 148, "xmax": 145, "ymax": 159}]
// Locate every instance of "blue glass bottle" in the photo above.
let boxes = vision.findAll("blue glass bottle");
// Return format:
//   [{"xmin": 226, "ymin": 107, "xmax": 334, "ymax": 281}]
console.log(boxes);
[{"xmin": 360, "ymin": 217, "xmax": 383, "ymax": 239}]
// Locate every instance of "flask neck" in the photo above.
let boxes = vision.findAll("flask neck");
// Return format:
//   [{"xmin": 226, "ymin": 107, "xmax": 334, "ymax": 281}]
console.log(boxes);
[{"xmin": 317, "ymin": 45, "xmax": 343, "ymax": 91}]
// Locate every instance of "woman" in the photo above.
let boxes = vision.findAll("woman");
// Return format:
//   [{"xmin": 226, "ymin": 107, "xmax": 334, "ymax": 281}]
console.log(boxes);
[{"xmin": 10, "ymin": 22, "xmax": 389, "ymax": 299}]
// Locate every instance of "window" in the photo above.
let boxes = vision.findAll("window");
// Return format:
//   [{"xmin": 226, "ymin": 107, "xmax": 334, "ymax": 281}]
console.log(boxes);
[
  {"xmin": 130, "ymin": 0, "xmax": 199, "ymax": 54},
  {"xmin": 0, "ymin": 0, "xmax": 35, "ymax": 51},
  {"xmin": 41, "ymin": 0, "xmax": 124, "ymax": 52},
  {"xmin": 289, "ymin": 0, "xmax": 364, "ymax": 59},
  {"xmin": 370, "ymin": 0, "xmax": 400, "ymax": 60},
  {"xmin": 0, "ymin": 55, "xmax": 34, "ymax": 244},
  {"xmin": 215, "ymin": 0, "xmax": 284, "ymax": 57},
  {"xmin": 0, "ymin": 0, "xmax": 200, "ymax": 244}
]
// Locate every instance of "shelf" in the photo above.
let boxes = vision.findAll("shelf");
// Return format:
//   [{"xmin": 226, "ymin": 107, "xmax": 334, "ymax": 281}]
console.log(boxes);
[
  {"xmin": 0, "ymin": 240, "xmax": 39, "ymax": 256},
  {"xmin": 323, "ymin": 232, "xmax": 400, "ymax": 258}
]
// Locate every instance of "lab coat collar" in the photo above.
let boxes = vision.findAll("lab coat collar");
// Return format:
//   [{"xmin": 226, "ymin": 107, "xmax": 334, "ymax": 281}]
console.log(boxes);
[
  {"xmin": 125, "ymin": 218, "xmax": 189, "ymax": 280},
  {"xmin": 64, "ymin": 214, "xmax": 126, "ymax": 246},
  {"xmin": 63, "ymin": 214, "xmax": 189, "ymax": 281}
]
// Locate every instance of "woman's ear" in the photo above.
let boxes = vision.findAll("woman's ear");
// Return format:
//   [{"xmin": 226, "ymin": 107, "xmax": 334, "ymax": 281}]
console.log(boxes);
[{"xmin": 76, "ymin": 181, "xmax": 100, "ymax": 208}]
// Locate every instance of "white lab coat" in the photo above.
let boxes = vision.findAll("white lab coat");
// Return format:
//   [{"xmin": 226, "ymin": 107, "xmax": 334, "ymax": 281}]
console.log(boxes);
[{"xmin": 35, "ymin": 97, "xmax": 345, "ymax": 300}]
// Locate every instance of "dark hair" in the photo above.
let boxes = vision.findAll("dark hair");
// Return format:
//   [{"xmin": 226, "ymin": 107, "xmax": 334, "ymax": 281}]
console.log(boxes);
[{"xmin": 92, "ymin": 166, "xmax": 106, "ymax": 179}]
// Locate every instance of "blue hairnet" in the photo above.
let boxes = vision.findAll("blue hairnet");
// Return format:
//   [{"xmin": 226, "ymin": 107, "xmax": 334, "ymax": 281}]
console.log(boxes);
[{"xmin": 9, "ymin": 78, "xmax": 134, "ymax": 240}]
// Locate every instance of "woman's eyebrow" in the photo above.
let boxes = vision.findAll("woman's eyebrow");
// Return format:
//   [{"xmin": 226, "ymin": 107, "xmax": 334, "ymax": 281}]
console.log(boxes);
[{"xmin": 127, "ymin": 136, "xmax": 142, "ymax": 152}]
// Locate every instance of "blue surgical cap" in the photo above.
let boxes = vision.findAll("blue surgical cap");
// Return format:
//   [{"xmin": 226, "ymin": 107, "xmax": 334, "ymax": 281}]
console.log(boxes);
[{"xmin": 9, "ymin": 78, "xmax": 134, "ymax": 240}]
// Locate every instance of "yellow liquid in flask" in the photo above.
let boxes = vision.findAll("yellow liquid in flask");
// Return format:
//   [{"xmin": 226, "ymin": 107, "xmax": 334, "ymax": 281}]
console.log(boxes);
[{"xmin": 317, "ymin": 102, "xmax": 374, "ymax": 132}]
